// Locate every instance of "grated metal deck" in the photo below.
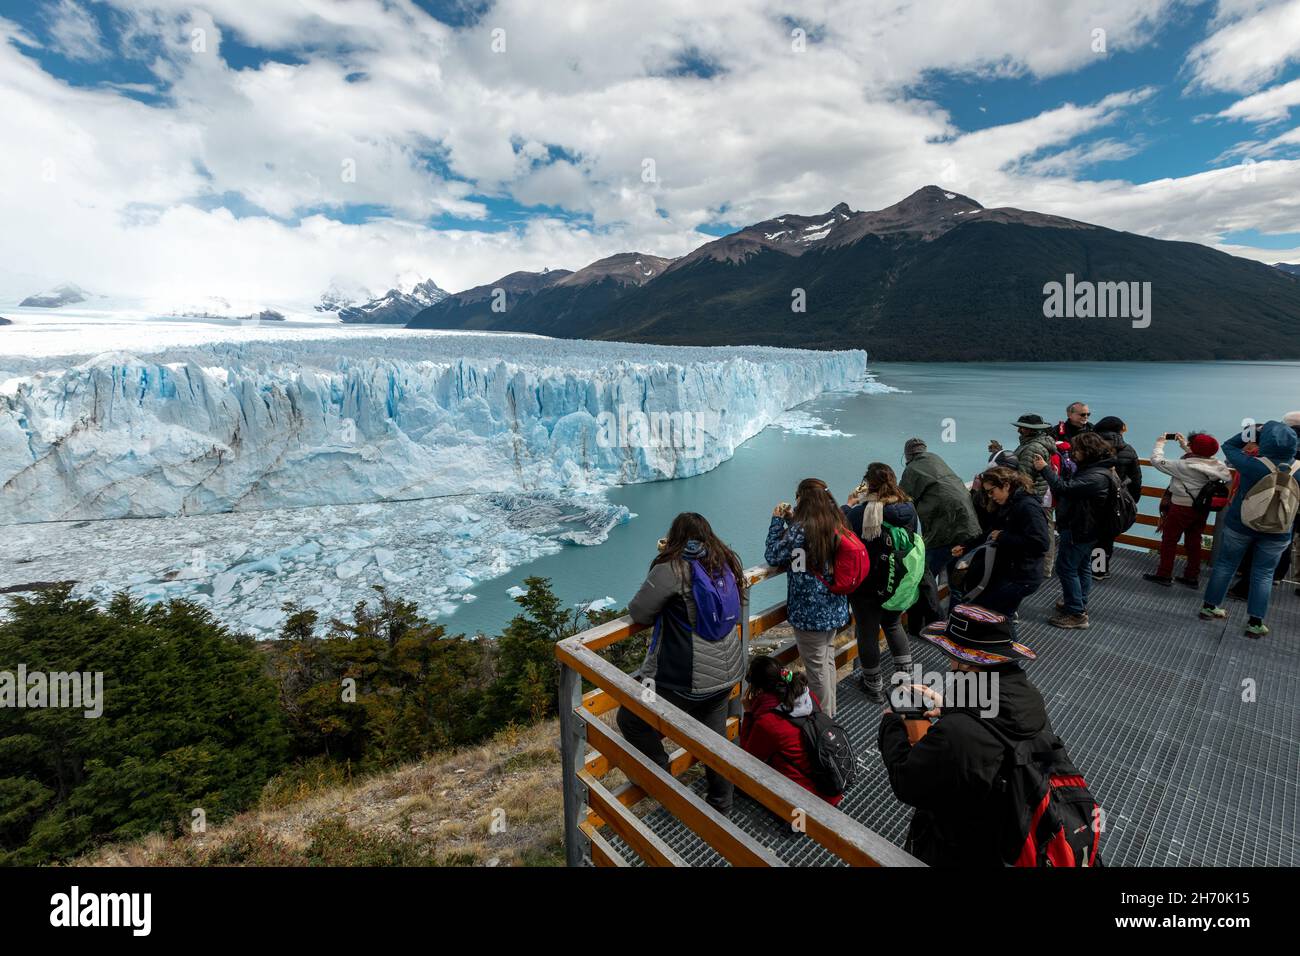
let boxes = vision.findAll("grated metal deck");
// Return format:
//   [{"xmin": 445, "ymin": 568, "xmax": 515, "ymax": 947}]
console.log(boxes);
[{"xmin": 603, "ymin": 549, "xmax": 1300, "ymax": 866}]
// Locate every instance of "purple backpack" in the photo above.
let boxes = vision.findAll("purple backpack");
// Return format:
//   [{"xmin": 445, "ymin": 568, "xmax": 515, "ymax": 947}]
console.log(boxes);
[{"xmin": 687, "ymin": 560, "xmax": 741, "ymax": 640}]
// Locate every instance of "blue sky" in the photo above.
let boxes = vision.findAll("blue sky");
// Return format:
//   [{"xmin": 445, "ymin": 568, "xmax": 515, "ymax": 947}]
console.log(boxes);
[{"xmin": 1, "ymin": 0, "xmax": 1298, "ymax": 304}]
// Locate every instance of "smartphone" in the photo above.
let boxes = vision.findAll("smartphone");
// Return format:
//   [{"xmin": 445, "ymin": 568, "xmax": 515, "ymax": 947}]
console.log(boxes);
[
  {"xmin": 890, "ymin": 687, "xmax": 932, "ymax": 719},
  {"xmin": 1164, "ymin": 433, "xmax": 1178, "ymax": 441}
]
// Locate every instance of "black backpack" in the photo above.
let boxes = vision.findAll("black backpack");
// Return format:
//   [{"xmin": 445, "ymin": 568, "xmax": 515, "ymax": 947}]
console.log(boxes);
[
  {"xmin": 1191, "ymin": 477, "xmax": 1231, "ymax": 514},
  {"xmin": 1094, "ymin": 467, "xmax": 1138, "ymax": 539},
  {"xmin": 974, "ymin": 718, "xmax": 1104, "ymax": 867},
  {"xmin": 781, "ymin": 709, "xmax": 858, "ymax": 798}
]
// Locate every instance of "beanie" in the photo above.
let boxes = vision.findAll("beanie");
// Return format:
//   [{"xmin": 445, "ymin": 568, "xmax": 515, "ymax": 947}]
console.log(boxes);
[{"xmin": 1189, "ymin": 433, "xmax": 1219, "ymax": 457}]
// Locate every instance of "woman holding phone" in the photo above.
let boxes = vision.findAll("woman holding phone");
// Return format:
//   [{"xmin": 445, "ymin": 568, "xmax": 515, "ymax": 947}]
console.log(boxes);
[{"xmin": 765, "ymin": 478, "xmax": 852, "ymax": 717}]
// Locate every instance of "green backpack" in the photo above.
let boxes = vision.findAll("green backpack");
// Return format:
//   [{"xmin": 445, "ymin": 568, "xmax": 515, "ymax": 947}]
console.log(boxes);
[{"xmin": 879, "ymin": 521, "xmax": 926, "ymax": 612}]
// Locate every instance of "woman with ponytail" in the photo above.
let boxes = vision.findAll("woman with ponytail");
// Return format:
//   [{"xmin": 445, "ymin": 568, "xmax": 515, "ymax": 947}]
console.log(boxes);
[
  {"xmin": 843, "ymin": 463, "xmax": 917, "ymax": 704},
  {"xmin": 765, "ymin": 477, "xmax": 852, "ymax": 716},
  {"xmin": 740, "ymin": 656, "xmax": 844, "ymax": 806}
]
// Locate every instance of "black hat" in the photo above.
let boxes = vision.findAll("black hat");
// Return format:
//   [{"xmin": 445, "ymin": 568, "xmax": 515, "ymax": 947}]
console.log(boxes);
[
  {"xmin": 1094, "ymin": 415, "xmax": 1125, "ymax": 433},
  {"xmin": 1011, "ymin": 414, "xmax": 1051, "ymax": 430},
  {"xmin": 921, "ymin": 604, "xmax": 1036, "ymax": 664}
]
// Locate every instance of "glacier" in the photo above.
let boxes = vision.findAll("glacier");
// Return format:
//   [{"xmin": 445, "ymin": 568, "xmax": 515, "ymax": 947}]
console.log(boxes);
[
  {"xmin": 0, "ymin": 329, "xmax": 871, "ymax": 636},
  {"xmin": 0, "ymin": 334, "xmax": 866, "ymax": 522}
]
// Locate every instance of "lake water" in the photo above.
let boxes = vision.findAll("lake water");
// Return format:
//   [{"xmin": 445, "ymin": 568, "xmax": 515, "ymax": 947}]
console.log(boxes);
[{"xmin": 446, "ymin": 361, "xmax": 1300, "ymax": 636}]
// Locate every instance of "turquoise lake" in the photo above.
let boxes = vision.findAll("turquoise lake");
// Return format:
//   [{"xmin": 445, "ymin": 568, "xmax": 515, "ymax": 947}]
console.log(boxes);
[{"xmin": 446, "ymin": 361, "xmax": 1300, "ymax": 637}]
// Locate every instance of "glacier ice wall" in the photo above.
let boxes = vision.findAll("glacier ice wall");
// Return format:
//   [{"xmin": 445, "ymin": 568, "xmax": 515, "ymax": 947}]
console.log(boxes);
[{"xmin": 0, "ymin": 334, "xmax": 866, "ymax": 523}]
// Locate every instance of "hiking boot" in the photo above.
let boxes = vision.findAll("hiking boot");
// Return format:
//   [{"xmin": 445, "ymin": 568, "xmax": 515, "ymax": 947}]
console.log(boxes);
[
  {"xmin": 1227, "ymin": 586, "xmax": 1247, "ymax": 601},
  {"xmin": 1198, "ymin": 604, "xmax": 1227, "ymax": 620},
  {"xmin": 1048, "ymin": 611, "xmax": 1090, "ymax": 629},
  {"xmin": 1092, "ymin": 570, "xmax": 1109, "ymax": 581},
  {"xmin": 1244, "ymin": 620, "xmax": 1270, "ymax": 639},
  {"xmin": 1143, "ymin": 573, "xmax": 1173, "ymax": 587},
  {"xmin": 857, "ymin": 673, "xmax": 885, "ymax": 704},
  {"xmin": 1175, "ymin": 575, "xmax": 1199, "ymax": 588},
  {"xmin": 1055, "ymin": 600, "xmax": 1067, "ymax": 613}
]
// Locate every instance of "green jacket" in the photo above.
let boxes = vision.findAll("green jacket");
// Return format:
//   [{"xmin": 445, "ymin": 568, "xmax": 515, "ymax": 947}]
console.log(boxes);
[
  {"xmin": 1014, "ymin": 433, "xmax": 1057, "ymax": 498},
  {"xmin": 899, "ymin": 451, "xmax": 982, "ymax": 550}
]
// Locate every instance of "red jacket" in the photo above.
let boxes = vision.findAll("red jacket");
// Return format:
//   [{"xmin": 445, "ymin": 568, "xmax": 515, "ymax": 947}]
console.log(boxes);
[{"xmin": 739, "ymin": 690, "xmax": 844, "ymax": 806}]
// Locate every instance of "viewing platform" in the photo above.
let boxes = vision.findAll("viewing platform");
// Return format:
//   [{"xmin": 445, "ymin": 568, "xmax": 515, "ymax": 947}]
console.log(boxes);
[{"xmin": 556, "ymin": 464, "xmax": 1299, "ymax": 867}]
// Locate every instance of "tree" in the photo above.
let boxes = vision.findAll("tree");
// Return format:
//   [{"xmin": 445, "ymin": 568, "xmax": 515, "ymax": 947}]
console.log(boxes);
[{"xmin": 0, "ymin": 587, "xmax": 288, "ymax": 864}]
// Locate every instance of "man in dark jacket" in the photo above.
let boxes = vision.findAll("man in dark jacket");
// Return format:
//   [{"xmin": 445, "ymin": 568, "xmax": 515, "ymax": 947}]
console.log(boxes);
[
  {"xmin": 1033, "ymin": 431, "xmax": 1117, "ymax": 629},
  {"xmin": 899, "ymin": 438, "xmax": 981, "ymax": 580},
  {"xmin": 1092, "ymin": 416, "xmax": 1142, "ymax": 580},
  {"xmin": 1056, "ymin": 401, "xmax": 1093, "ymax": 442},
  {"xmin": 879, "ymin": 604, "xmax": 1053, "ymax": 866}
]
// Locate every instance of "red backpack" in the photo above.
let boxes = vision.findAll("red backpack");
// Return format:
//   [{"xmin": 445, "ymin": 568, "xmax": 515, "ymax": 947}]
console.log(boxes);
[
  {"xmin": 815, "ymin": 529, "xmax": 870, "ymax": 595},
  {"xmin": 976, "ymin": 718, "xmax": 1103, "ymax": 867}
]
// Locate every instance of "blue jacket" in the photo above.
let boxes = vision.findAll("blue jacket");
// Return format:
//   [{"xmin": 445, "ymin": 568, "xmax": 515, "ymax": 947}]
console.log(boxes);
[
  {"xmin": 1222, "ymin": 421, "xmax": 1299, "ymax": 540},
  {"xmin": 764, "ymin": 516, "xmax": 851, "ymax": 633}
]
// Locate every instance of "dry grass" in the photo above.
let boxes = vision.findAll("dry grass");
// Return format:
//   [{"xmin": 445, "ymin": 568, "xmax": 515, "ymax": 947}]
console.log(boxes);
[{"xmin": 79, "ymin": 719, "xmax": 567, "ymax": 868}]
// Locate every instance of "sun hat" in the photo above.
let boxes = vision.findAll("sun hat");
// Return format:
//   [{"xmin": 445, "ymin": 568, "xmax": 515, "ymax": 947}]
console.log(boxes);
[
  {"xmin": 1011, "ymin": 414, "xmax": 1051, "ymax": 431},
  {"xmin": 920, "ymin": 603, "xmax": 1036, "ymax": 665}
]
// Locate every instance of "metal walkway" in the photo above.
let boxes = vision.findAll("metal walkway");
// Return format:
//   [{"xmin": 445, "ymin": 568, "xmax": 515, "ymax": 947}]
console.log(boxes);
[{"xmin": 607, "ymin": 549, "xmax": 1300, "ymax": 866}]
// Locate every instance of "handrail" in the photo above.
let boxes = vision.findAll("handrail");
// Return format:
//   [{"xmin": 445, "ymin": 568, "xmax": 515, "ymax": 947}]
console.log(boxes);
[{"xmin": 556, "ymin": 464, "xmax": 1216, "ymax": 867}]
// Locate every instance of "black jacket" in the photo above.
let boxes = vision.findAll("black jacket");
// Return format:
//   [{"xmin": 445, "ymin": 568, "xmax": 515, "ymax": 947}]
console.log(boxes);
[
  {"xmin": 1043, "ymin": 457, "xmax": 1117, "ymax": 541},
  {"xmin": 878, "ymin": 665, "xmax": 1051, "ymax": 866},
  {"xmin": 1097, "ymin": 430, "xmax": 1143, "ymax": 504},
  {"xmin": 962, "ymin": 487, "xmax": 1050, "ymax": 590}
]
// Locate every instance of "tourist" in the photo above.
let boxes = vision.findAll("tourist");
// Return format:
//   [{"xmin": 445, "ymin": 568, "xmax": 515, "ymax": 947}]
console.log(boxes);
[
  {"xmin": 1032, "ymin": 431, "xmax": 1117, "ymax": 629},
  {"xmin": 765, "ymin": 479, "xmax": 853, "ymax": 716},
  {"xmin": 1056, "ymin": 401, "xmax": 1093, "ymax": 442},
  {"xmin": 899, "ymin": 438, "xmax": 981, "ymax": 583},
  {"xmin": 950, "ymin": 466, "xmax": 1050, "ymax": 616},
  {"xmin": 879, "ymin": 605, "xmax": 1085, "ymax": 866},
  {"xmin": 740, "ymin": 656, "xmax": 844, "ymax": 806},
  {"xmin": 1092, "ymin": 416, "xmax": 1143, "ymax": 579},
  {"xmin": 971, "ymin": 450, "xmax": 1020, "ymax": 532},
  {"xmin": 618, "ymin": 512, "xmax": 747, "ymax": 814},
  {"xmin": 1200, "ymin": 421, "xmax": 1300, "ymax": 637},
  {"xmin": 993, "ymin": 414, "xmax": 1058, "ymax": 577},
  {"xmin": 843, "ymin": 463, "xmax": 917, "ymax": 704},
  {"xmin": 1144, "ymin": 432, "xmax": 1230, "ymax": 587}
]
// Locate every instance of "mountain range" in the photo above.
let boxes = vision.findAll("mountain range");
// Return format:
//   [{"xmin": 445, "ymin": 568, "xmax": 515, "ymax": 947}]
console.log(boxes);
[
  {"xmin": 409, "ymin": 186, "xmax": 1300, "ymax": 361},
  {"xmin": 1276, "ymin": 262, "xmax": 1300, "ymax": 277},
  {"xmin": 317, "ymin": 278, "xmax": 448, "ymax": 323}
]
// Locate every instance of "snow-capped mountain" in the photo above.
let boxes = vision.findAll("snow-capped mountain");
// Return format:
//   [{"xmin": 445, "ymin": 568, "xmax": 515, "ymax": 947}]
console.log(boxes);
[
  {"xmin": 1275, "ymin": 262, "xmax": 1300, "ymax": 277},
  {"xmin": 0, "ymin": 315, "xmax": 11, "ymax": 326},
  {"xmin": 18, "ymin": 283, "xmax": 90, "ymax": 308},
  {"xmin": 321, "ymin": 278, "xmax": 449, "ymax": 324}
]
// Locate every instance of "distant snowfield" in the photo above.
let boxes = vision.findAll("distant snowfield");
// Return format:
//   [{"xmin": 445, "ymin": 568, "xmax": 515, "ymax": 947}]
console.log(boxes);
[{"xmin": 0, "ymin": 315, "xmax": 875, "ymax": 635}]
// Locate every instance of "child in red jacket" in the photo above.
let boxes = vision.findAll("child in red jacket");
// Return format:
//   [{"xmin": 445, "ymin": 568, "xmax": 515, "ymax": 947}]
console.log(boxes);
[{"xmin": 739, "ymin": 656, "xmax": 844, "ymax": 806}]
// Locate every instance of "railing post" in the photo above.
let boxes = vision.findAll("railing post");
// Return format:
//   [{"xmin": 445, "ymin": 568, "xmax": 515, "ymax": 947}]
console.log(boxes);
[{"xmin": 559, "ymin": 659, "xmax": 589, "ymax": 867}]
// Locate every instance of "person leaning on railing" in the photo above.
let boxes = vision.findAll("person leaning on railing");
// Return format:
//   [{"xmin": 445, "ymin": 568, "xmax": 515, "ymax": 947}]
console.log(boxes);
[{"xmin": 616, "ymin": 512, "xmax": 747, "ymax": 816}]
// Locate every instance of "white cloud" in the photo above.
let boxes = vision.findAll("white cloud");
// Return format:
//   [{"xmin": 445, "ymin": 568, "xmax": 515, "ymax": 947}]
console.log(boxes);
[
  {"xmin": 1217, "ymin": 76, "xmax": 1300, "ymax": 122},
  {"xmin": 1186, "ymin": 0, "xmax": 1300, "ymax": 92},
  {"xmin": 0, "ymin": 0, "xmax": 1298, "ymax": 307},
  {"xmin": 44, "ymin": 0, "xmax": 109, "ymax": 62}
]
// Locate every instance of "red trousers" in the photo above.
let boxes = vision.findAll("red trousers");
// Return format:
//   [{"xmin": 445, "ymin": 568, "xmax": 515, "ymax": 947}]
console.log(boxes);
[{"xmin": 1157, "ymin": 503, "xmax": 1208, "ymax": 579}]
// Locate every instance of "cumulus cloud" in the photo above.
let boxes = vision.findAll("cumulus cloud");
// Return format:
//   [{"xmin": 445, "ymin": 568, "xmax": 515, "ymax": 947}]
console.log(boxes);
[{"xmin": 1, "ymin": 0, "xmax": 1298, "ymax": 306}]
